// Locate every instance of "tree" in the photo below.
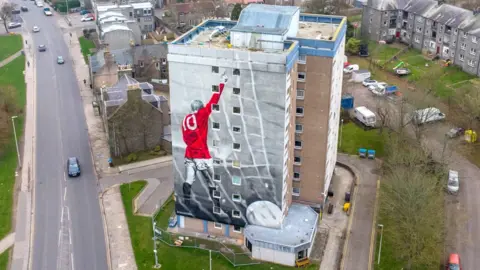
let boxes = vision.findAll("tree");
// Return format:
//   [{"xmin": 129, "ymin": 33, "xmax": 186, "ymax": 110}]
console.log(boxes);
[
  {"xmin": 0, "ymin": 3, "xmax": 16, "ymax": 33},
  {"xmin": 345, "ymin": 38, "xmax": 360, "ymax": 55},
  {"xmin": 455, "ymin": 86, "xmax": 480, "ymax": 129},
  {"xmin": 230, "ymin": 3, "xmax": 242, "ymax": 21},
  {"xmin": 346, "ymin": 19, "xmax": 354, "ymax": 40}
]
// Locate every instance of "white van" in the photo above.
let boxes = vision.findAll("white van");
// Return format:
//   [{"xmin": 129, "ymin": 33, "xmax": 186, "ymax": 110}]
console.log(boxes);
[
  {"xmin": 354, "ymin": 106, "xmax": 376, "ymax": 127},
  {"xmin": 413, "ymin": 107, "xmax": 446, "ymax": 125},
  {"xmin": 344, "ymin": 64, "xmax": 359, "ymax": 74},
  {"xmin": 351, "ymin": 70, "xmax": 371, "ymax": 83}
]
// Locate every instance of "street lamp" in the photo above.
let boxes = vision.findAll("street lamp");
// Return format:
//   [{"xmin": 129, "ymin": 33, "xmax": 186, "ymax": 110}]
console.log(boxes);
[
  {"xmin": 339, "ymin": 118, "xmax": 344, "ymax": 148},
  {"xmin": 377, "ymin": 224, "xmax": 384, "ymax": 265},
  {"xmin": 11, "ymin": 116, "xmax": 21, "ymax": 167}
]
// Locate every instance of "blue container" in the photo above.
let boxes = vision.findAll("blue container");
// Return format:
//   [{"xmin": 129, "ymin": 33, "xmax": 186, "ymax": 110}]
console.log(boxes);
[
  {"xmin": 341, "ymin": 94, "xmax": 354, "ymax": 110},
  {"xmin": 368, "ymin": 150, "xmax": 376, "ymax": 159},
  {"xmin": 359, "ymin": 148, "xmax": 367, "ymax": 158}
]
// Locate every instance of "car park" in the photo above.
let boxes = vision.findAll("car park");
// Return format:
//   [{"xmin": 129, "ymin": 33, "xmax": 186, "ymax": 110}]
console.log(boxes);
[
  {"xmin": 32, "ymin": 26, "xmax": 40, "ymax": 32},
  {"xmin": 67, "ymin": 157, "xmax": 81, "ymax": 177},
  {"xmin": 8, "ymin": 22, "xmax": 21, "ymax": 29},
  {"xmin": 57, "ymin": 56, "xmax": 64, "ymax": 64},
  {"xmin": 362, "ymin": 78, "xmax": 378, "ymax": 87},
  {"xmin": 38, "ymin": 45, "xmax": 46, "ymax": 52},
  {"xmin": 343, "ymin": 64, "xmax": 359, "ymax": 74}
]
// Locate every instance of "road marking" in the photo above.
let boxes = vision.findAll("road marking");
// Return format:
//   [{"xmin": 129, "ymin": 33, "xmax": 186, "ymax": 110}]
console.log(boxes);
[
  {"xmin": 64, "ymin": 172, "xmax": 67, "ymax": 182},
  {"xmin": 71, "ymin": 252, "xmax": 75, "ymax": 270},
  {"xmin": 57, "ymin": 229, "xmax": 62, "ymax": 248},
  {"xmin": 69, "ymin": 229, "xmax": 72, "ymax": 245},
  {"xmin": 64, "ymin": 187, "xmax": 67, "ymax": 201},
  {"xmin": 66, "ymin": 206, "xmax": 70, "ymax": 221}
]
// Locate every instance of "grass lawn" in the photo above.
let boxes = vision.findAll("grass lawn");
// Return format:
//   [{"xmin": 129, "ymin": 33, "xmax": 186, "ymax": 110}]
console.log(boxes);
[
  {"xmin": 339, "ymin": 122, "xmax": 385, "ymax": 157},
  {"xmin": 0, "ymin": 248, "xmax": 10, "ymax": 270},
  {"xmin": 368, "ymin": 41, "xmax": 402, "ymax": 66},
  {"xmin": 0, "ymin": 55, "xmax": 26, "ymax": 240},
  {"xmin": 78, "ymin": 37, "xmax": 95, "ymax": 64},
  {"xmin": 0, "ymin": 35, "xmax": 23, "ymax": 62},
  {"xmin": 348, "ymin": 14, "xmax": 362, "ymax": 22},
  {"xmin": 121, "ymin": 181, "xmax": 317, "ymax": 270}
]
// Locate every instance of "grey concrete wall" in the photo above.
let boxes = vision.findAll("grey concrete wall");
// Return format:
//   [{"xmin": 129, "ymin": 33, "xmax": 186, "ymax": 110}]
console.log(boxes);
[{"xmin": 169, "ymin": 53, "xmax": 288, "ymax": 227}]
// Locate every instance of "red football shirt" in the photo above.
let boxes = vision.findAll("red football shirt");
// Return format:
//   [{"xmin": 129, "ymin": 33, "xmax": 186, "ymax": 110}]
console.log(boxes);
[{"xmin": 182, "ymin": 83, "xmax": 225, "ymax": 159}]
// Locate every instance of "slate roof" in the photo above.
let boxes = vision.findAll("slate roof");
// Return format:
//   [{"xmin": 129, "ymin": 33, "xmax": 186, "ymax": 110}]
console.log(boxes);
[
  {"xmin": 231, "ymin": 4, "xmax": 299, "ymax": 35},
  {"xmin": 403, "ymin": 0, "xmax": 437, "ymax": 16},
  {"xmin": 133, "ymin": 44, "xmax": 168, "ymax": 62},
  {"xmin": 424, "ymin": 4, "xmax": 474, "ymax": 28},
  {"xmin": 368, "ymin": 0, "xmax": 409, "ymax": 11},
  {"xmin": 90, "ymin": 48, "xmax": 133, "ymax": 73},
  {"xmin": 103, "ymin": 75, "xmax": 164, "ymax": 109}
]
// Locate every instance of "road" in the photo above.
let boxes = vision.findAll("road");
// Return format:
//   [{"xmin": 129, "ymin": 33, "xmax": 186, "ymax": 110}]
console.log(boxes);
[
  {"xmin": 11, "ymin": 2, "xmax": 108, "ymax": 270},
  {"xmin": 345, "ymin": 78, "xmax": 480, "ymax": 269}
]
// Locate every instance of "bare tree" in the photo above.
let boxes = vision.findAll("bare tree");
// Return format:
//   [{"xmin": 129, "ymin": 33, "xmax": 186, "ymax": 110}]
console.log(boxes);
[
  {"xmin": 0, "ymin": 3, "xmax": 16, "ymax": 33},
  {"xmin": 0, "ymin": 85, "xmax": 18, "ymax": 115},
  {"xmin": 455, "ymin": 86, "xmax": 480, "ymax": 129}
]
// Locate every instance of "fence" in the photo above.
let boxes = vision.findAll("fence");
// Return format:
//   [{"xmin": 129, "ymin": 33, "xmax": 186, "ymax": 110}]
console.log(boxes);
[{"xmin": 151, "ymin": 211, "xmax": 260, "ymax": 267}]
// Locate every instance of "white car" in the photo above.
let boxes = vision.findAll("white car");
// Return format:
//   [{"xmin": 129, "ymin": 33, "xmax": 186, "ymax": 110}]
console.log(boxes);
[
  {"xmin": 36, "ymin": 2, "xmax": 43, "ymax": 6},
  {"xmin": 81, "ymin": 15, "xmax": 94, "ymax": 22},
  {"xmin": 362, "ymin": 79, "xmax": 378, "ymax": 87},
  {"xmin": 343, "ymin": 64, "xmax": 359, "ymax": 74},
  {"xmin": 33, "ymin": 26, "xmax": 40, "ymax": 32},
  {"xmin": 368, "ymin": 82, "xmax": 387, "ymax": 91},
  {"xmin": 447, "ymin": 170, "xmax": 459, "ymax": 194}
]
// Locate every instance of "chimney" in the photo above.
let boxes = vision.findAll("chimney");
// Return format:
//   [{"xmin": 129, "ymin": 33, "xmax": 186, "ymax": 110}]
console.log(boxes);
[{"xmin": 126, "ymin": 83, "xmax": 142, "ymax": 101}]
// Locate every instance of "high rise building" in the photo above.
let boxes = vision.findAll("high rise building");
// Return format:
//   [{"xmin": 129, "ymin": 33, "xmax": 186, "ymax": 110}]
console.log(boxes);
[{"xmin": 167, "ymin": 4, "xmax": 346, "ymax": 265}]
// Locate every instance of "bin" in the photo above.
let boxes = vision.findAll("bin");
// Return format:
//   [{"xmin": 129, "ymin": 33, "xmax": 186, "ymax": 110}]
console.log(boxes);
[{"xmin": 345, "ymin": 192, "xmax": 351, "ymax": 202}]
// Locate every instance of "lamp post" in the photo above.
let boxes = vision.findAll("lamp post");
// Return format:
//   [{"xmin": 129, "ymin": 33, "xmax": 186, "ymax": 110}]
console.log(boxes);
[
  {"xmin": 377, "ymin": 224, "xmax": 384, "ymax": 265},
  {"xmin": 339, "ymin": 118, "xmax": 344, "ymax": 148},
  {"xmin": 11, "ymin": 116, "xmax": 21, "ymax": 167},
  {"xmin": 209, "ymin": 250, "xmax": 212, "ymax": 270}
]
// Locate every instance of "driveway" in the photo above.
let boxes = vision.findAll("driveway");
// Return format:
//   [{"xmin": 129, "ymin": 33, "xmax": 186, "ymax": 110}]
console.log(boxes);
[{"xmin": 345, "ymin": 78, "xmax": 479, "ymax": 269}]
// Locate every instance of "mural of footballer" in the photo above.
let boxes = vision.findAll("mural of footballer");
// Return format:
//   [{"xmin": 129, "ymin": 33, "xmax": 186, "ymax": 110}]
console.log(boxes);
[{"xmin": 181, "ymin": 74, "xmax": 228, "ymax": 208}]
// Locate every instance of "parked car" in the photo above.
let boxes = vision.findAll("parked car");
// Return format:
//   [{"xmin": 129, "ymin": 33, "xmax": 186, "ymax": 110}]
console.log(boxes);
[
  {"xmin": 446, "ymin": 127, "xmax": 465, "ymax": 138},
  {"xmin": 67, "ymin": 157, "xmax": 81, "ymax": 177},
  {"xmin": 57, "ymin": 56, "xmax": 64, "ymax": 64},
  {"xmin": 343, "ymin": 64, "xmax": 359, "ymax": 74},
  {"xmin": 168, "ymin": 216, "xmax": 178, "ymax": 228},
  {"xmin": 8, "ymin": 22, "xmax": 21, "ymax": 29},
  {"xmin": 38, "ymin": 45, "xmax": 46, "ymax": 52},
  {"xmin": 20, "ymin": 6, "xmax": 28, "ymax": 11},
  {"xmin": 413, "ymin": 107, "xmax": 446, "ymax": 125},
  {"xmin": 36, "ymin": 1, "xmax": 43, "ymax": 7},
  {"xmin": 395, "ymin": 68, "xmax": 411, "ymax": 76},
  {"xmin": 43, "ymin": 7, "xmax": 52, "ymax": 16},
  {"xmin": 81, "ymin": 14, "xmax": 94, "ymax": 21},
  {"xmin": 80, "ymin": 9, "xmax": 91, "ymax": 15},
  {"xmin": 447, "ymin": 170, "xmax": 459, "ymax": 195},
  {"xmin": 367, "ymin": 82, "xmax": 387, "ymax": 91},
  {"xmin": 447, "ymin": 253, "xmax": 461, "ymax": 270},
  {"xmin": 32, "ymin": 26, "xmax": 40, "ymax": 32},
  {"xmin": 362, "ymin": 78, "xmax": 378, "ymax": 87}
]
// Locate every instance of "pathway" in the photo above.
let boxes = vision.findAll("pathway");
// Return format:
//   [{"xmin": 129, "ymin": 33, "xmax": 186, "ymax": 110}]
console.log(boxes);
[
  {"xmin": 0, "ymin": 233, "xmax": 15, "ymax": 254},
  {"xmin": 0, "ymin": 50, "xmax": 23, "ymax": 68}
]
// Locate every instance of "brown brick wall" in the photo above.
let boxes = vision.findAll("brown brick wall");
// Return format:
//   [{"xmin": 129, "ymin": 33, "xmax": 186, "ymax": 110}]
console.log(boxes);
[{"xmin": 293, "ymin": 55, "xmax": 333, "ymax": 206}]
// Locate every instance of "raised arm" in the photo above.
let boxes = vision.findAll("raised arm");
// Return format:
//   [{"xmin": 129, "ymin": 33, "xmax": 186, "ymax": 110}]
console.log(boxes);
[{"xmin": 205, "ymin": 75, "xmax": 228, "ymax": 113}]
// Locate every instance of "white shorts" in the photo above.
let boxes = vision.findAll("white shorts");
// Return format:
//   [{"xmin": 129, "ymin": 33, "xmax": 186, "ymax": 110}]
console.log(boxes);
[{"xmin": 184, "ymin": 158, "xmax": 213, "ymax": 185}]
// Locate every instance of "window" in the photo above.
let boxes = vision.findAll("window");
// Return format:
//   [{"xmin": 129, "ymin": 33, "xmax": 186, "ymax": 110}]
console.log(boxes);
[
  {"xmin": 213, "ymin": 190, "xmax": 221, "ymax": 199},
  {"xmin": 468, "ymin": 60, "xmax": 475, "ymax": 67},
  {"xmin": 295, "ymin": 124, "xmax": 303, "ymax": 133},
  {"xmin": 212, "ymin": 122, "xmax": 220, "ymax": 130},
  {"xmin": 155, "ymin": 62, "xmax": 160, "ymax": 69},
  {"xmin": 294, "ymin": 156, "xmax": 301, "ymax": 164},
  {"xmin": 459, "ymin": 54, "xmax": 465, "ymax": 61},
  {"xmin": 292, "ymin": 187, "xmax": 300, "ymax": 196},
  {"xmin": 416, "ymin": 27, "xmax": 422, "ymax": 33},
  {"xmin": 298, "ymin": 72, "xmax": 306, "ymax": 81},
  {"xmin": 383, "ymin": 21, "xmax": 387, "ymax": 26},
  {"xmin": 439, "ymin": 37, "xmax": 442, "ymax": 42},
  {"xmin": 139, "ymin": 61, "xmax": 144, "ymax": 67},
  {"xmin": 232, "ymin": 193, "xmax": 241, "ymax": 202},
  {"xmin": 293, "ymin": 172, "xmax": 300, "ymax": 179},
  {"xmin": 296, "ymin": 107, "xmax": 304, "ymax": 116},
  {"xmin": 426, "ymin": 20, "xmax": 431, "ymax": 25},
  {"xmin": 232, "ymin": 176, "xmax": 241, "ymax": 185},
  {"xmin": 233, "ymin": 69, "xmax": 240, "ymax": 75},
  {"xmin": 232, "ymin": 210, "xmax": 241, "ymax": 218},
  {"xmin": 454, "ymin": 28, "xmax": 458, "ymax": 35},
  {"xmin": 212, "ymin": 85, "xmax": 219, "ymax": 92},
  {"xmin": 213, "ymin": 159, "xmax": 221, "ymax": 165},
  {"xmin": 232, "ymin": 126, "xmax": 241, "ymax": 133},
  {"xmin": 213, "ymin": 174, "xmax": 221, "ymax": 182},
  {"xmin": 414, "ymin": 36, "xmax": 420, "ymax": 43},
  {"xmin": 213, "ymin": 207, "xmax": 221, "ymax": 214},
  {"xmin": 464, "ymin": 32, "xmax": 467, "ymax": 38},
  {"xmin": 297, "ymin": 89, "xmax": 305, "ymax": 100},
  {"xmin": 233, "ymin": 107, "xmax": 241, "ymax": 114},
  {"xmin": 473, "ymin": 36, "xmax": 478, "ymax": 43},
  {"xmin": 233, "ymin": 143, "xmax": 241, "ymax": 151},
  {"xmin": 461, "ymin": 43, "xmax": 466, "ymax": 50},
  {"xmin": 212, "ymin": 104, "xmax": 220, "ymax": 112},
  {"xmin": 451, "ymin": 51, "xmax": 455, "ymax": 57},
  {"xmin": 232, "ymin": 160, "xmax": 240, "ymax": 168},
  {"xmin": 369, "ymin": 18, "xmax": 372, "ymax": 23},
  {"xmin": 471, "ymin": 48, "xmax": 477, "ymax": 55},
  {"xmin": 453, "ymin": 41, "xmax": 456, "ymax": 47},
  {"xmin": 129, "ymin": 11, "xmax": 133, "ymax": 17},
  {"xmin": 212, "ymin": 140, "xmax": 220, "ymax": 147},
  {"xmin": 214, "ymin": 222, "xmax": 222, "ymax": 229},
  {"xmin": 212, "ymin": 66, "xmax": 219, "ymax": 73},
  {"xmin": 233, "ymin": 87, "xmax": 240, "ymax": 95},
  {"xmin": 298, "ymin": 55, "xmax": 306, "ymax": 64},
  {"xmin": 294, "ymin": 140, "xmax": 302, "ymax": 149},
  {"xmin": 233, "ymin": 225, "xmax": 242, "ymax": 233}
]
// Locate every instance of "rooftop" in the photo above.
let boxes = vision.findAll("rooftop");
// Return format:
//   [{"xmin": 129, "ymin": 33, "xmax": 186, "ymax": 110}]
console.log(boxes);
[
  {"xmin": 244, "ymin": 203, "xmax": 318, "ymax": 248},
  {"xmin": 98, "ymin": 11, "xmax": 124, "ymax": 20},
  {"xmin": 102, "ymin": 24, "xmax": 132, "ymax": 34},
  {"xmin": 90, "ymin": 48, "xmax": 133, "ymax": 73},
  {"xmin": 369, "ymin": 0, "xmax": 409, "ymax": 11},
  {"xmin": 231, "ymin": 4, "xmax": 299, "ymax": 35},
  {"xmin": 403, "ymin": 0, "xmax": 437, "ymax": 16},
  {"xmin": 131, "ymin": 2, "xmax": 153, "ymax": 9},
  {"xmin": 103, "ymin": 75, "xmax": 167, "ymax": 108},
  {"xmin": 296, "ymin": 21, "xmax": 339, "ymax": 40},
  {"xmin": 425, "ymin": 4, "xmax": 474, "ymax": 28}
]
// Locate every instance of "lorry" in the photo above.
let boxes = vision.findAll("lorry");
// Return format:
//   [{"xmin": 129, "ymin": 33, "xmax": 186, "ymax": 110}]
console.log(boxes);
[
  {"xmin": 43, "ymin": 7, "xmax": 52, "ymax": 16},
  {"xmin": 412, "ymin": 107, "xmax": 446, "ymax": 125},
  {"xmin": 371, "ymin": 85, "xmax": 398, "ymax": 96},
  {"xmin": 354, "ymin": 106, "xmax": 376, "ymax": 127}
]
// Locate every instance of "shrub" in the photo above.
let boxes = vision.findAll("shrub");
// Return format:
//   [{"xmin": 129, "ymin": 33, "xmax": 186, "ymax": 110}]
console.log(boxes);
[
  {"xmin": 126, "ymin": 153, "xmax": 138, "ymax": 163},
  {"xmin": 154, "ymin": 145, "xmax": 161, "ymax": 152}
]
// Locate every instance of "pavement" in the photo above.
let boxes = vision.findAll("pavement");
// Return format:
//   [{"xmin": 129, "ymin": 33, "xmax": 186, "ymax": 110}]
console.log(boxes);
[
  {"xmin": 0, "ymin": 233, "xmax": 15, "ymax": 254},
  {"xmin": 7, "ymin": 3, "xmax": 109, "ymax": 269},
  {"xmin": 337, "ymin": 154, "xmax": 380, "ymax": 270}
]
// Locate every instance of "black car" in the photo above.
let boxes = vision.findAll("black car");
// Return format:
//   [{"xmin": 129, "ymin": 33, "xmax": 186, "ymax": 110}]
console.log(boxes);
[
  {"xmin": 38, "ymin": 45, "xmax": 46, "ymax": 52},
  {"xmin": 21, "ymin": 6, "xmax": 28, "ymax": 11},
  {"xmin": 67, "ymin": 157, "xmax": 81, "ymax": 177}
]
